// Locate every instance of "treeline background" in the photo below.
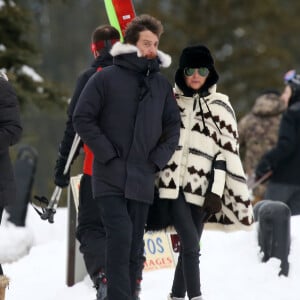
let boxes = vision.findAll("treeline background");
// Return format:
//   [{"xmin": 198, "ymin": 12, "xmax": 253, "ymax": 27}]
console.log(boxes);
[{"xmin": 1, "ymin": 0, "xmax": 300, "ymax": 202}]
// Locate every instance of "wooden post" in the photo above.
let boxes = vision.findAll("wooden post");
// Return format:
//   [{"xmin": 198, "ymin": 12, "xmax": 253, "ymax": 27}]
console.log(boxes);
[{"xmin": 66, "ymin": 176, "xmax": 87, "ymax": 286}]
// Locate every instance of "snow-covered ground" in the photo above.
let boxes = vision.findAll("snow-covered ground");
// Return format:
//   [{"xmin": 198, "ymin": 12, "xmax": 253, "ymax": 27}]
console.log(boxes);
[{"xmin": 2, "ymin": 206, "xmax": 300, "ymax": 300}]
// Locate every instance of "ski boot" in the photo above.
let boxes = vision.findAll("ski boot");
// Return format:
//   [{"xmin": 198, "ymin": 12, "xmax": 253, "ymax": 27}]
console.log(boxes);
[
  {"xmin": 133, "ymin": 278, "xmax": 142, "ymax": 300},
  {"xmin": 94, "ymin": 272, "xmax": 107, "ymax": 300}
]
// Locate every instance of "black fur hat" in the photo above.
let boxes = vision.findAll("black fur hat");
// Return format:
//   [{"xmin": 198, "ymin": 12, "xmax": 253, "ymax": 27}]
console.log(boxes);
[
  {"xmin": 179, "ymin": 45, "xmax": 214, "ymax": 69},
  {"xmin": 175, "ymin": 45, "xmax": 219, "ymax": 96}
]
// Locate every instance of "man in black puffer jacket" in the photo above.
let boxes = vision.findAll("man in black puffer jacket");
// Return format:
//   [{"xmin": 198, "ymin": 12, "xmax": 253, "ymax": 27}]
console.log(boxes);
[
  {"xmin": 73, "ymin": 14, "xmax": 180, "ymax": 300},
  {"xmin": 54, "ymin": 27, "xmax": 120, "ymax": 291},
  {"xmin": 255, "ymin": 69, "xmax": 300, "ymax": 215}
]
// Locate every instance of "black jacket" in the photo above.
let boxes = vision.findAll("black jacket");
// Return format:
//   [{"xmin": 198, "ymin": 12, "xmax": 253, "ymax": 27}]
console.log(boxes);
[
  {"xmin": 58, "ymin": 53, "xmax": 114, "ymax": 158},
  {"xmin": 0, "ymin": 77, "xmax": 22, "ymax": 207},
  {"xmin": 262, "ymin": 101, "xmax": 300, "ymax": 185},
  {"xmin": 73, "ymin": 43, "xmax": 180, "ymax": 203}
]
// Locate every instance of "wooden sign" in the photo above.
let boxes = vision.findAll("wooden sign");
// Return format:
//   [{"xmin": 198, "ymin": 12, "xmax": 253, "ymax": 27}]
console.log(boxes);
[{"xmin": 143, "ymin": 231, "xmax": 176, "ymax": 271}]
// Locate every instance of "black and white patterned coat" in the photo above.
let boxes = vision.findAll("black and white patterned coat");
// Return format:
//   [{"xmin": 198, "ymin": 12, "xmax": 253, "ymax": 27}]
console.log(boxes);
[{"xmin": 157, "ymin": 84, "xmax": 253, "ymax": 231}]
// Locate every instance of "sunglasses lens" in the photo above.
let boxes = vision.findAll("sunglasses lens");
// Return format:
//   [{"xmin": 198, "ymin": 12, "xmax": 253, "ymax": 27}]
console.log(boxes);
[
  {"xmin": 198, "ymin": 67, "xmax": 209, "ymax": 77},
  {"xmin": 284, "ymin": 69, "xmax": 296, "ymax": 83},
  {"xmin": 184, "ymin": 67, "xmax": 210, "ymax": 77},
  {"xmin": 184, "ymin": 68, "xmax": 195, "ymax": 76}
]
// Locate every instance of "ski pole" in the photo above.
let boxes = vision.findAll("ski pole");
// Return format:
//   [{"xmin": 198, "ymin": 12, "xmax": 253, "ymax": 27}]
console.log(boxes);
[{"xmin": 40, "ymin": 133, "xmax": 81, "ymax": 223}]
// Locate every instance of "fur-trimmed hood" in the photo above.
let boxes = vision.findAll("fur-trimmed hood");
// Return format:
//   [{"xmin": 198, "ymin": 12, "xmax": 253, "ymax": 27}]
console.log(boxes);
[{"xmin": 110, "ymin": 42, "xmax": 171, "ymax": 68}]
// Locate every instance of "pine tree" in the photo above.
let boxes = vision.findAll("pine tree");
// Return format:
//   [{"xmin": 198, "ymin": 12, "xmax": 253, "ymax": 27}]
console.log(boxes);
[
  {"xmin": 0, "ymin": 0, "xmax": 68, "ymax": 108},
  {"xmin": 0, "ymin": 0, "xmax": 70, "ymax": 201},
  {"xmin": 135, "ymin": 0, "xmax": 300, "ymax": 116}
]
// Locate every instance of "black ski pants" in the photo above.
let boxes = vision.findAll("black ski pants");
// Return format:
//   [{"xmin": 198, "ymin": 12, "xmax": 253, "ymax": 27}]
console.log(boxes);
[
  {"xmin": 95, "ymin": 195, "xmax": 149, "ymax": 300},
  {"xmin": 76, "ymin": 174, "xmax": 106, "ymax": 281},
  {"xmin": 171, "ymin": 189, "xmax": 207, "ymax": 299}
]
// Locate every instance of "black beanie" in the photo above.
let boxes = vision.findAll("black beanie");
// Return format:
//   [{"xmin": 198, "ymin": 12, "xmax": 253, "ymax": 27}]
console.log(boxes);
[
  {"xmin": 179, "ymin": 45, "xmax": 215, "ymax": 69},
  {"xmin": 175, "ymin": 45, "xmax": 219, "ymax": 96}
]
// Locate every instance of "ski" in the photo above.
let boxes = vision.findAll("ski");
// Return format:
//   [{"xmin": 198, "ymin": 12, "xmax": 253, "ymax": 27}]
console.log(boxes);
[{"xmin": 104, "ymin": 0, "xmax": 136, "ymax": 40}]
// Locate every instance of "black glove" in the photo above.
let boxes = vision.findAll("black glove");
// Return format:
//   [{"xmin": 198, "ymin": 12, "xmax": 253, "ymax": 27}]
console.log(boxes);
[
  {"xmin": 54, "ymin": 155, "xmax": 70, "ymax": 188},
  {"xmin": 203, "ymin": 192, "xmax": 222, "ymax": 215},
  {"xmin": 255, "ymin": 158, "xmax": 272, "ymax": 181}
]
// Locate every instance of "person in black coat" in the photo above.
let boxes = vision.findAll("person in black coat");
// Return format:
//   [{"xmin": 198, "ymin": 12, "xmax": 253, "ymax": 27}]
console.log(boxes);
[
  {"xmin": 73, "ymin": 14, "xmax": 181, "ymax": 300},
  {"xmin": 0, "ymin": 71, "xmax": 22, "ymax": 280},
  {"xmin": 256, "ymin": 69, "xmax": 300, "ymax": 215},
  {"xmin": 54, "ymin": 25, "xmax": 146, "ymax": 300}
]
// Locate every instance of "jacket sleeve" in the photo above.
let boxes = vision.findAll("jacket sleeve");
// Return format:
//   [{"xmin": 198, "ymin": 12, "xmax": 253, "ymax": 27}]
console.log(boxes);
[
  {"xmin": 237, "ymin": 115, "xmax": 249, "ymax": 163},
  {"xmin": 0, "ymin": 78, "xmax": 22, "ymax": 150},
  {"xmin": 263, "ymin": 109, "xmax": 298, "ymax": 169},
  {"xmin": 55, "ymin": 72, "xmax": 90, "ymax": 159},
  {"xmin": 72, "ymin": 74, "xmax": 118, "ymax": 164},
  {"xmin": 209, "ymin": 152, "xmax": 226, "ymax": 198},
  {"xmin": 149, "ymin": 87, "xmax": 181, "ymax": 170}
]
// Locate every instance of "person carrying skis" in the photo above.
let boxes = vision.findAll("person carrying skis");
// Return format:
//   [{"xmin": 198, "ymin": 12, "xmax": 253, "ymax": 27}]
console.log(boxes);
[
  {"xmin": 73, "ymin": 14, "xmax": 181, "ymax": 300},
  {"xmin": 255, "ymin": 69, "xmax": 300, "ymax": 215},
  {"xmin": 54, "ymin": 25, "xmax": 145, "ymax": 300},
  {"xmin": 154, "ymin": 45, "xmax": 253, "ymax": 300}
]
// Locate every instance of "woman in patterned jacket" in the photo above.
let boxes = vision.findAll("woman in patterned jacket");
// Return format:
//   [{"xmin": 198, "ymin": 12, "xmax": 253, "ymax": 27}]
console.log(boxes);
[{"xmin": 157, "ymin": 45, "xmax": 253, "ymax": 300}]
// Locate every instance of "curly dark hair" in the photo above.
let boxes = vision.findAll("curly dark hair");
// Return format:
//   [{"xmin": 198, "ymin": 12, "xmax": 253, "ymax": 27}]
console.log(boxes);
[{"xmin": 124, "ymin": 14, "xmax": 163, "ymax": 45}]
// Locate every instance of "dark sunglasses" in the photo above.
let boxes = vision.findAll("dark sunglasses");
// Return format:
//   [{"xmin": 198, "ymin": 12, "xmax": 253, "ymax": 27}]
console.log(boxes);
[{"xmin": 184, "ymin": 67, "xmax": 210, "ymax": 77}]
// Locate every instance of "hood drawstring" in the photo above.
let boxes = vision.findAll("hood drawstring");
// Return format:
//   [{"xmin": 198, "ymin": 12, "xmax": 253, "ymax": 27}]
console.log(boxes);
[
  {"xmin": 193, "ymin": 93, "xmax": 222, "ymax": 136},
  {"xmin": 203, "ymin": 99, "xmax": 222, "ymax": 134},
  {"xmin": 193, "ymin": 94, "xmax": 209, "ymax": 136}
]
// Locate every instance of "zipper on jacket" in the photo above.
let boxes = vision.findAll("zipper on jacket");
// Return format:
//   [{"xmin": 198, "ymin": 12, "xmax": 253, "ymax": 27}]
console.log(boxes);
[{"xmin": 146, "ymin": 62, "xmax": 151, "ymax": 77}]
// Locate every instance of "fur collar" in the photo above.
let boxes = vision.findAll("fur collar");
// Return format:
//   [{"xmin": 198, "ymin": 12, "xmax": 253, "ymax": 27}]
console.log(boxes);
[
  {"xmin": 110, "ymin": 42, "xmax": 171, "ymax": 68},
  {"xmin": 0, "ymin": 70, "xmax": 8, "ymax": 81}
]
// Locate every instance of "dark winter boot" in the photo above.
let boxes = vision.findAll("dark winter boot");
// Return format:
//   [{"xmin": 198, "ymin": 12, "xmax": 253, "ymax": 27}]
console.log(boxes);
[
  {"xmin": 133, "ymin": 278, "xmax": 142, "ymax": 300},
  {"xmin": 94, "ymin": 272, "xmax": 107, "ymax": 300}
]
